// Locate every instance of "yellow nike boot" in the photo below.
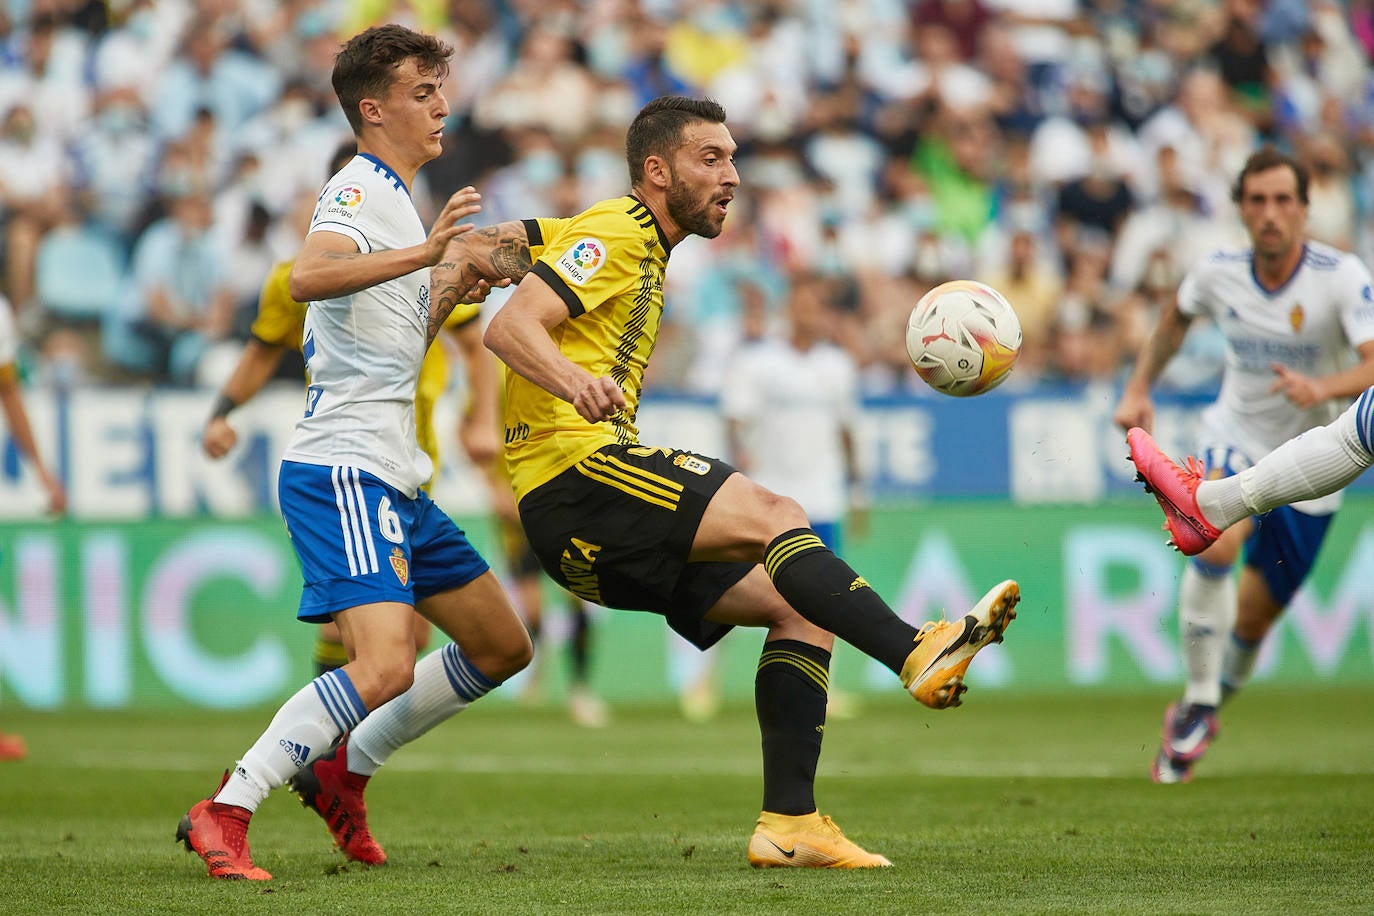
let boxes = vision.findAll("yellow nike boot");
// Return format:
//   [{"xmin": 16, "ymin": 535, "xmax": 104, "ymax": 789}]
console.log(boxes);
[
  {"xmin": 747, "ymin": 812, "xmax": 892, "ymax": 868},
  {"xmin": 901, "ymin": 579, "xmax": 1019, "ymax": 708}
]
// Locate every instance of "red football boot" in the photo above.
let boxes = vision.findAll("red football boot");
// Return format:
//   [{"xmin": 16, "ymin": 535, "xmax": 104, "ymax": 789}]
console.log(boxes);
[
  {"xmin": 290, "ymin": 744, "xmax": 387, "ymax": 865},
  {"xmin": 176, "ymin": 770, "xmax": 272, "ymax": 880},
  {"xmin": 1127, "ymin": 427, "xmax": 1223, "ymax": 556}
]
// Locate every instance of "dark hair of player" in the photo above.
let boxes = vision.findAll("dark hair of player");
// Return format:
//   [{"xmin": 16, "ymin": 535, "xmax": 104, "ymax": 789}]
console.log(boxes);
[
  {"xmin": 625, "ymin": 96, "xmax": 728, "ymax": 186},
  {"xmin": 332, "ymin": 25, "xmax": 453, "ymax": 135},
  {"xmin": 1231, "ymin": 145, "xmax": 1310, "ymax": 207}
]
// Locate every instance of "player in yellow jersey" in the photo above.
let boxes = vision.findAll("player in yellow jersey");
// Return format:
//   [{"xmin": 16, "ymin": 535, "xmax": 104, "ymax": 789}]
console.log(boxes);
[{"xmin": 435, "ymin": 96, "xmax": 1021, "ymax": 869}]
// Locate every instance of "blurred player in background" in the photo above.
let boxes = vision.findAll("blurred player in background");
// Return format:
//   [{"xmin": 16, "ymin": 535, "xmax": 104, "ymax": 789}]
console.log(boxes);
[
  {"xmin": 177, "ymin": 25, "xmax": 531, "ymax": 881},
  {"xmin": 678, "ymin": 272, "xmax": 867, "ymax": 723},
  {"xmin": 452, "ymin": 95, "xmax": 1020, "ymax": 869},
  {"xmin": 0, "ymin": 291, "xmax": 65, "ymax": 762},
  {"xmin": 475, "ymin": 412, "xmax": 610, "ymax": 727},
  {"xmin": 1115, "ymin": 146, "xmax": 1374, "ymax": 784}
]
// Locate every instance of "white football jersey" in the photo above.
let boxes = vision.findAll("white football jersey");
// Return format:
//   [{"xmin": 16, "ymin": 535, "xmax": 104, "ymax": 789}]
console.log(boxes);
[
  {"xmin": 1179, "ymin": 240, "xmax": 1374, "ymax": 512},
  {"xmin": 283, "ymin": 154, "xmax": 434, "ymax": 496},
  {"xmin": 720, "ymin": 337, "xmax": 859, "ymax": 522}
]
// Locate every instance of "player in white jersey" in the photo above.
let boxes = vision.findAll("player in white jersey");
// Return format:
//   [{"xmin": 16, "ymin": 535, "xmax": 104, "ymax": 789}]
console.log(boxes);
[
  {"xmin": 676, "ymin": 274, "xmax": 867, "ymax": 721},
  {"xmin": 1115, "ymin": 146, "xmax": 1374, "ymax": 784},
  {"xmin": 722, "ymin": 275, "xmax": 864, "ymax": 553},
  {"xmin": 177, "ymin": 25, "xmax": 530, "ymax": 881}
]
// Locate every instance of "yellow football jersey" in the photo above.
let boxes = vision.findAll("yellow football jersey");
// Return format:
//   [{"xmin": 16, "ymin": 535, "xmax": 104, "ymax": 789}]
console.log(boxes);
[
  {"xmin": 501, "ymin": 199, "xmax": 669, "ymax": 500},
  {"xmin": 251, "ymin": 259, "xmax": 479, "ymax": 490}
]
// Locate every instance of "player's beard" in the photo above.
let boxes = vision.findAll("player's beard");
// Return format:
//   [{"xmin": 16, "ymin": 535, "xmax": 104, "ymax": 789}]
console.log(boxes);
[{"xmin": 665, "ymin": 174, "xmax": 724, "ymax": 239}]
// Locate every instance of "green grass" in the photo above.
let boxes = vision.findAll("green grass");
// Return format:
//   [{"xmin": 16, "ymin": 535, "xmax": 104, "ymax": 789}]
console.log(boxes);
[{"xmin": 2, "ymin": 687, "xmax": 1373, "ymax": 914}]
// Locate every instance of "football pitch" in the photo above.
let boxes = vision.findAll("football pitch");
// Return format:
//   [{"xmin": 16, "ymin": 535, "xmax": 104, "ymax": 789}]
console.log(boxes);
[{"xmin": 2, "ymin": 687, "xmax": 1372, "ymax": 914}]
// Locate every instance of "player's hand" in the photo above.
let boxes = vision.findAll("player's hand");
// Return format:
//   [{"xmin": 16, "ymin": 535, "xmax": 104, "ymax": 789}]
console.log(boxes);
[
  {"xmin": 202, "ymin": 417, "xmax": 238, "ymax": 458},
  {"xmin": 571, "ymin": 376, "xmax": 626, "ymax": 424},
  {"xmin": 460, "ymin": 277, "xmax": 512, "ymax": 304},
  {"xmin": 42, "ymin": 474, "xmax": 66, "ymax": 516},
  {"xmin": 1112, "ymin": 387, "xmax": 1154, "ymax": 433},
  {"xmin": 423, "ymin": 187, "xmax": 482, "ymax": 266},
  {"xmin": 1269, "ymin": 362, "xmax": 1327, "ymax": 408}
]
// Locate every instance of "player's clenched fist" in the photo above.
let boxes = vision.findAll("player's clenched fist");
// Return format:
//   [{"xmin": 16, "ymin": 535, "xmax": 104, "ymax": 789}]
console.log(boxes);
[{"xmin": 571, "ymin": 376, "xmax": 626, "ymax": 424}]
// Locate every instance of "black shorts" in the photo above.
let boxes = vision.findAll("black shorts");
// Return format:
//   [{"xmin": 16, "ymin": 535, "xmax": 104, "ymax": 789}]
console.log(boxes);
[{"xmin": 517, "ymin": 443, "xmax": 754, "ymax": 650}]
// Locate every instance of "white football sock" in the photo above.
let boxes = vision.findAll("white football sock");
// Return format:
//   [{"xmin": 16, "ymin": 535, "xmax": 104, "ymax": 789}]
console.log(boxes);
[
  {"xmin": 347, "ymin": 643, "xmax": 498, "ymax": 777},
  {"xmin": 1220, "ymin": 632, "xmax": 1261, "ymax": 700},
  {"xmin": 1178, "ymin": 561, "xmax": 1235, "ymax": 708},
  {"xmin": 215, "ymin": 669, "xmax": 368, "ymax": 812},
  {"xmin": 1197, "ymin": 399, "xmax": 1373, "ymax": 528}
]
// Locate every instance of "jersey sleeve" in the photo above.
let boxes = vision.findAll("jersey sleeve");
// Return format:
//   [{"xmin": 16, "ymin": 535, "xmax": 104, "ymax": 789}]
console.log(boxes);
[
  {"xmin": 1337, "ymin": 255, "xmax": 1374, "ymax": 348},
  {"xmin": 522, "ymin": 217, "xmax": 571, "ymax": 262},
  {"xmin": 249, "ymin": 261, "xmax": 307, "ymax": 350},
  {"xmin": 1176, "ymin": 258, "xmax": 1215, "ymax": 320},
  {"xmin": 308, "ymin": 176, "xmax": 372, "ymax": 252},
  {"xmin": 529, "ymin": 210, "xmax": 640, "ymax": 318}
]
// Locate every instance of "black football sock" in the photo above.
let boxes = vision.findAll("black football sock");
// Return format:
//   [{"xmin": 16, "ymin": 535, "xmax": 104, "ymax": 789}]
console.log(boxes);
[
  {"xmin": 756, "ymin": 639, "xmax": 830, "ymax": 815},
  {"xmin": 567, "ymin": 600, "xmax": 591, "ymax": 685},
  {"xmin": 764, "ymin": 529, "xmax": 919, "ymax": 674}
]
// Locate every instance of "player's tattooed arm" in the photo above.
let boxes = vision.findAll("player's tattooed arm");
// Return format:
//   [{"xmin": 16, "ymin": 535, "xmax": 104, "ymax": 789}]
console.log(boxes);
[{"xmin": 427, "ymin": 221, "xmax": 533, "ymax": 346}]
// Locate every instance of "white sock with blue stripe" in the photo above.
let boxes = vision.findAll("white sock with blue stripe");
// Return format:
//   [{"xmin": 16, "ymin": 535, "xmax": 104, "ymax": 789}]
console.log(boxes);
[
  {"xmin": 1179, "ymin": 560, "xmax": 1235, "ymax": 709},
  {"xmin": 346, "ymin": 643, "xmax": 498, "ymax": 777},
  {"xmin": 1198, "ymin": 395, "xmax": 1373, "ymax": 528},
  {"xmin": 214, "ymin": 669, "xmax": 368, "ymax": 812}
]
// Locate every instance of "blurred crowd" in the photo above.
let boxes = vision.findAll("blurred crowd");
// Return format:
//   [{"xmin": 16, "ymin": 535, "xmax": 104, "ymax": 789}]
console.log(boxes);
[{"xmin": 4, "ymin": 0, "xmax": 1374, "ymax": 396}]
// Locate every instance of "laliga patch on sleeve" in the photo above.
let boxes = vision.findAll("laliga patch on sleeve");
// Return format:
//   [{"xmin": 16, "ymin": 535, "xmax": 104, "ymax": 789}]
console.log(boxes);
[
  {"xmin": 554, "ymin": 237, "xmax": 606, "ymax": 286},
  {"xmin": 323, "ymin": 184, "xmax": 366, "ymax": 220}
]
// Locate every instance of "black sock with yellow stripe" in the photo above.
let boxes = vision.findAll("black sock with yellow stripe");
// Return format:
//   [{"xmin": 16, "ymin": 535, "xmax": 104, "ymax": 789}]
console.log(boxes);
[
  {"xmin": 764, "ymin": 528, "xmax": 918, "ymax": 674},
  {"xmin": 756, "ymin": 639, "xmax": 830, "ymax": 815}
]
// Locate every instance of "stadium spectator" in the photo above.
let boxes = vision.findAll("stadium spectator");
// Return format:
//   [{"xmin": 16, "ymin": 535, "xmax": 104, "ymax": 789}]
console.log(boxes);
[
  {"xmin": 110, "ymin": 189, "xmax": 235, "ymax": 384},
  {"xmin": 1207, "ymin": 0, "xmax": 1272, "ymax": 133},
  {"xmin": 0, "ymin": 101, "xmax": 68, "ymax": 312},
  {"xmin": 69, "ymin": 86, "xmax": 159, "ymax": 241},
  {"xmin": 472, "ymin": 23, "xmax": 598, "ymax": 143},
  {"xmin": 149, "ymin": 14, "xmax": 281, "ymax": 142},
  {"xmin": 979, "ymin": 225, "xmax": 1063, "ymax": 374},
  {"xmin": 1052, "ymin": 120, "xmax": 1136, "ymax": 261}
]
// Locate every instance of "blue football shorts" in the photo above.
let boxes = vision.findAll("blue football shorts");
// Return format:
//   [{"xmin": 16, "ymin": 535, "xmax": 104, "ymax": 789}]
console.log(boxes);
[
  {"xmin": 278, "ymin": 460, "xmax": 489, "ymax": 622},
  {"xmin": 1199, "ymin": 446, "xmax": 1333, "ymax": 606}
]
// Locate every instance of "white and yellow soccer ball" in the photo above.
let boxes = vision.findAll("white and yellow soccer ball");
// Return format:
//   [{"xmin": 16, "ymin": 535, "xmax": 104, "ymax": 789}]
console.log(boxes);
[{"xmin": 904, "ymin": 279, "xmax": 1023, "ymax": 397}]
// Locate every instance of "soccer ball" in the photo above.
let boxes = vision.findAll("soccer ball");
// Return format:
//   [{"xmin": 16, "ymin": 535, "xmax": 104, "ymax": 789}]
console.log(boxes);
[{"xmin": 905, "ymin": 280, "xmax": 1023, "ymax": 397}]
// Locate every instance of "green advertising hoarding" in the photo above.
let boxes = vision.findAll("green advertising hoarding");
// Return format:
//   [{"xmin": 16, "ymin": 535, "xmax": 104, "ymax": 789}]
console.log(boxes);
[{"xmin": 2, "ymin": 499, "xmax": 1371, "ymax": 710}]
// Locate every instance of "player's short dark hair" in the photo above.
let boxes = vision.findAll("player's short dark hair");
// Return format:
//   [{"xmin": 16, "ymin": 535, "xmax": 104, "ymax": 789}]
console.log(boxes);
[
  {"xmin": 332, "ymin": 25, "xmax": 452, "ymax": 135},
  {"xmin": 625, "ymin": 96, "xmax": 727, "ymax": 185},
  {"xmin": 1231, "ymin": 145, "xmax": 1309, "ymax": 206}
]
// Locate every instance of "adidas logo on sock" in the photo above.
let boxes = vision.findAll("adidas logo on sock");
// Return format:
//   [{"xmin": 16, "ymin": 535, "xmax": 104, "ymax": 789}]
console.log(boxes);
[{"xmin": 278, "ymin": 739, "xmax": 312, "ymax": 768}]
